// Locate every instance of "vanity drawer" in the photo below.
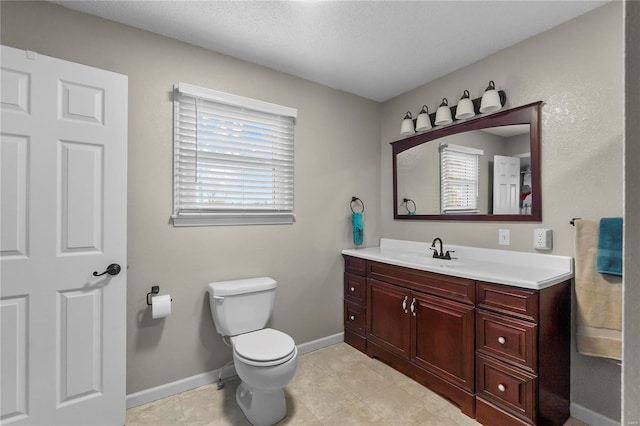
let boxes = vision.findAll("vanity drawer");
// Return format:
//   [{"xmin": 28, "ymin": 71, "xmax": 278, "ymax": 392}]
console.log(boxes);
[
  {"xmin": 477, "ymin": 282, "xmax": 538, "ymax": 322},
  {"xmin": 344, "ymin": 272, "xmax": 366, "ymax": 303},
  {"xmin": 344, "ymin": 255, "xmax": 367, "ymax": 276},
  {"xmin": 476, "ymin": 309, "xmax": 537, "ymax": 373},
  {"xmin": 368, "ymin": 261, "xmax": 475, "ymax": 305},
  {"xmin": 476, "ymin": 353, "xmax": 537, "ymax": 423},
  {"xmin": 344, "ymin": 300, "xmax": 366, "ymax": 335}
]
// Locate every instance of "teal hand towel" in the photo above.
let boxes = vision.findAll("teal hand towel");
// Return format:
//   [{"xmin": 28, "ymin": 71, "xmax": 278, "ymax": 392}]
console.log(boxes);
[
  {"xmin": 352, "ymin": 212, "xmax": 363, "ymax": 246},
  {"xmin": 597, "ymin": 217, "xmax": 623, "ymax": 276}
]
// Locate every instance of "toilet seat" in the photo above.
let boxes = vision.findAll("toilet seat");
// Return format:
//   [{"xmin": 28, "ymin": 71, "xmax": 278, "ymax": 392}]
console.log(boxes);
[{"xmin": 233, "ymin": 328, "xmax": 296, "ymax": 367}]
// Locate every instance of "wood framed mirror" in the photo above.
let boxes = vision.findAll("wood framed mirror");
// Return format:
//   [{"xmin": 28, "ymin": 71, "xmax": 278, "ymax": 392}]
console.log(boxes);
[{"xmin": 392, "ymin": 101, "xmax": 542, "ymax": 221}]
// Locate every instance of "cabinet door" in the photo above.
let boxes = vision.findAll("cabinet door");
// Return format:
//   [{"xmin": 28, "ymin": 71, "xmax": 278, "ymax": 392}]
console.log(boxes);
[
  {"xmin": 411, "ymin": 293, "xmax": 475, "ymax": 392},
  {"xmin": 367, "ymin": 279, "xmax": 411, "ymax": 359}
]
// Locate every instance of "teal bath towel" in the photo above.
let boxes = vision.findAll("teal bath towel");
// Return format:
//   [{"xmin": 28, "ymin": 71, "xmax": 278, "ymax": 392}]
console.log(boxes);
[
  {"xmin": 352, "ymin": 212, "xmax": 363, "ymax": 246},
  {"xmin": 597, "ymin": 217, "xmax": 623, "ymax": 276}
]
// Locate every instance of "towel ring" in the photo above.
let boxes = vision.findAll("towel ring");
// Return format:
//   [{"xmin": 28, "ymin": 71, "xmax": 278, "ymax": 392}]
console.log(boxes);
[
  {"xmin": 403, "ymin": 198, "xmax": 416, "ymax": 215},
  {"xmin": 350, "ymin": 197, "xmax": 365, "ymax": 213}
]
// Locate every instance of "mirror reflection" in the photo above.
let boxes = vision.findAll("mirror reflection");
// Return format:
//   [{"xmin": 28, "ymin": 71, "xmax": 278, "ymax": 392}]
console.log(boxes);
[
  {"xmin": 392, "ymin": 102, "xmax": 541, "ymax": 222},
  {"xmin": 396, "ymin": 125, "xmax": 530, "ymax": 215}
]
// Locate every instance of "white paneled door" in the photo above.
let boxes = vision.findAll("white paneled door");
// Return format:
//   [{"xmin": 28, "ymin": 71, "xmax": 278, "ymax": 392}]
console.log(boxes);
[
  {"xmin": 492, "ymin": 155, "xmax": 521, "ymax": 214},
  {"xmin": 1, "ymin": 46, "xmax": 127, "ymax": 425}
]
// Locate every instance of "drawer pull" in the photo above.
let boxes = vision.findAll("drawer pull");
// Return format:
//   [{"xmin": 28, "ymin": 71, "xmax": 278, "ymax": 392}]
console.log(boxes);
[
  {"xmin": 350, "ymin": 286, "xmax": 355, "ymax": 292},
  {"xmin": 410, "ymin": 298, "xmax": 416, "ymax": 316},
  {"xmin": 498, "ymin": 384, "xmax": 506, "ymax": 392},
  {"xmin": 350, "ymin": 315, "xmax": 355, "ymax": 321},
  {"xmin": 402, "ymin": 295, "xmax": 408, "ymax": 313},
  {"xmin": 498, "ymin": 336, "xmax": 506, "ymax": 345}
]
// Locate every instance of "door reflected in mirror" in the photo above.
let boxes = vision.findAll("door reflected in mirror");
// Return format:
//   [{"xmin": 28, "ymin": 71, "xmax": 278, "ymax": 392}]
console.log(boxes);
[{"xmin": 392, "ymin": 102, "xmax": 541, "ymax": 222}]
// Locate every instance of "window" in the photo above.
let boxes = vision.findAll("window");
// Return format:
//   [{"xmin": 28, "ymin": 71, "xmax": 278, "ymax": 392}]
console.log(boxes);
[
  {"xmin": 440, "ymin": 143, "xmax": 484, "ymax": 213},
  {"xmin": 172, "ymin": 82, "xmax": 296, "ymax": 226}
]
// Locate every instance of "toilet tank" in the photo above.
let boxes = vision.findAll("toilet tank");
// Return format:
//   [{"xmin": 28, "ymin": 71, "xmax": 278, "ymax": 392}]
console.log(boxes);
[{"xmin": 207, "ymin": 277, "xmax": 277, "ymax": 336}]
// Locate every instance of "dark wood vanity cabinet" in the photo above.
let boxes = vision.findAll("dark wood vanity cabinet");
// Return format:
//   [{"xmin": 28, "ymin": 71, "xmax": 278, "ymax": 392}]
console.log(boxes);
[
  {"xmin": 475, "ymin": 281, "xmax": 571, "ymax": 426},
  {"xmin": 342, "ymin": 254, "xmax": 571, "ymax": 426},
  {"xmin": 367, "ymin": 278, "xmax": 476, "ymax": 392},
  {"xmin": 343, "ymin": 256, "xmax": 368, "ymax": 352},
  {"xmin": 350, "ymin": 257, "xmax": 476, "ymax": 417},
  {"xmin": 367, "ymin": 279, "xmax": 411, "ymax": 358},
  {"xmin": 412, "ymin": 292, "xmax": 475, "ymax": 393}
]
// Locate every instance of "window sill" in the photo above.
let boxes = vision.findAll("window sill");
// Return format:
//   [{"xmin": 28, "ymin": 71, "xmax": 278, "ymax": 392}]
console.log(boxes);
[{"xmin": 171, "ymin": 213, "xmax": 295, "ymax": 227}]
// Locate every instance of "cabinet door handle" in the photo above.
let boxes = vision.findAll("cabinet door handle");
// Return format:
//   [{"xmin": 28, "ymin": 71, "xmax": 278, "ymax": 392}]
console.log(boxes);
[
  {"xmin": 350, "ymin": 286, "xmax": 355, "ymax": 292},
  {"xmin": 402, "ymin": 295, "xmax": 408, "ymax": 313},
  {"xmin": 498, "ymin": 336, "xmax": 506, "ymax": 345},
  {"xmin": 497, "ymin": 384, "xmax": 506, "ymax": 392},
  {"xmin": 410, "ymin": 298, "xmax": 416, "ymax": 316},
  {"xmin": 350, "ymin": 315, "xmax": 355, "ymax": 321}
]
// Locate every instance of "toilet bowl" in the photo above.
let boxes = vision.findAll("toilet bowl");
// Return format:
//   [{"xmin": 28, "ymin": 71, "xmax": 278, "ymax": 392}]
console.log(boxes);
[
  {"xmin": 208, "ymin": 278, "xmax": 298, "ymax": 426},
  {"xmin": 233, "ymin": 329, "xmax": 298, "ymax": 425}
]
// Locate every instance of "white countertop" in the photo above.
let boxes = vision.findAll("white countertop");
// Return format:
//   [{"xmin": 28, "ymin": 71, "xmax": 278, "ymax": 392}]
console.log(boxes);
[{"xmin": 342, "ymin": 238, "xmax": 574, "ymax": 290}]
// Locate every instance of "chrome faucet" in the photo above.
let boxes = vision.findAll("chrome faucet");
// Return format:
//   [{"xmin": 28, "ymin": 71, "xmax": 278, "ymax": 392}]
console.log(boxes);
[{"xmin": 430, "ymin": 237, "xmax": 455, "ymax": 260}]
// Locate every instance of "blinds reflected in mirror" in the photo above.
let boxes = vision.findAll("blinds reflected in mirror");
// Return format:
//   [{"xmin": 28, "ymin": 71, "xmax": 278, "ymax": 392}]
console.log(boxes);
[{"xmin": 440, "ymin": 144, "xmax": 484, "ymax": 214}]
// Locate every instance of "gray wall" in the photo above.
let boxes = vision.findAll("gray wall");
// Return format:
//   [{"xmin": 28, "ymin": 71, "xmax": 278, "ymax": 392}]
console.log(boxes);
[
  {"xmin": 379, "ymin": 3, "xmax": 623, "ymax": 421},
  {"xmin": 624, "ymin": 1, "xmax": 640, "ymax": 424},
  {"xmin": 1, "ymin": 1, "xmax": 628, "ymax": 421},
  {"xmin": 0, "ymin": 1, "xmax": 381, "ymax": 394}
]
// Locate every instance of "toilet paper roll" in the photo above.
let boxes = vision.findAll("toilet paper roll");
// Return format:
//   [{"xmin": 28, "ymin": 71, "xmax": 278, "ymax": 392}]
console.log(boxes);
[{"xmin": 151, "ymin": 294, "xmax": 172, "ymax": 319}]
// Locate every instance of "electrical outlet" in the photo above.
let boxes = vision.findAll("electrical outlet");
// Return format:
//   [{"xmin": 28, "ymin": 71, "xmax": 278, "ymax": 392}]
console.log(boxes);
[
  {"xmin": 499, "ymin": 229, "xmax": 510, "ymax": 246},
  {"xmin": 534, "ymin": 228, "xmax": 553, "ymax": 250}
]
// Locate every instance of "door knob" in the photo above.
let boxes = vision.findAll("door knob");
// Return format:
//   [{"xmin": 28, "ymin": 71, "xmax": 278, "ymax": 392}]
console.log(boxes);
[{"xmin": 93, "ymin": 263, "xmax": 121, "ymax": 277}]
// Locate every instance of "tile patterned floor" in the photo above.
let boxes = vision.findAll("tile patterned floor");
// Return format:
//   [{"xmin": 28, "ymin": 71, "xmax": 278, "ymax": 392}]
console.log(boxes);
[{"xmin": 126, "ymin": 342, "xmax": 590, "ymax": 426}]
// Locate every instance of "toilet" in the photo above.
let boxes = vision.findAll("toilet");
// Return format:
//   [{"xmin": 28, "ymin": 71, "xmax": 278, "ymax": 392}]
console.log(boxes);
[{"xmin": 207, "ymin": 277, "xmax": 298, "ymax": 426}]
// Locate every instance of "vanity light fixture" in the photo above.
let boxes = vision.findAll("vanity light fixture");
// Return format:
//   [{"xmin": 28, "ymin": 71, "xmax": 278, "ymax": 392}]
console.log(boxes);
[
  {"xmin": 415, "ymin": 105, "xmax": 432, "ymax": 131},
  {"xmin": 434, "ymin": 98, "xmax": 453, "ymax": 125},
  {"xmin": 399, "ymin": 83, "xmax": 507, "ymax": 138},
  {"xmin": 400, "ymin": 111, "xmax": 415, "ymax": 135},
  {"xmin": 455, "ymin": 90, "xmax": 475, "ymax": 120},
  {"xmin": 479, "ymin": 80, "xmax": 502, "ymax": 113}
]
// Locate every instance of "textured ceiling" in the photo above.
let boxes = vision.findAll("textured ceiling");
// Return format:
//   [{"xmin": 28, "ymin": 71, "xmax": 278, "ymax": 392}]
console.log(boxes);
[{"xmin": 53, "ymin": 1, "xmax": 609, "ymax": 102}]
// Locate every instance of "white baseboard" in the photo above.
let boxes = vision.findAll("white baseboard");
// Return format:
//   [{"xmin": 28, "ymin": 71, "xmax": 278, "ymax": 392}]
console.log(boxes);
[
  {"xmin": 296, "ymin": 332, "xmax": 344, "ymax": 355},
  {"xmin": 126, "ymin": 332, "xmax": 344, "ymax": 409},
  {"xmin": 571, "ymin": 402, "xmax": 620, "ymax": 426}
]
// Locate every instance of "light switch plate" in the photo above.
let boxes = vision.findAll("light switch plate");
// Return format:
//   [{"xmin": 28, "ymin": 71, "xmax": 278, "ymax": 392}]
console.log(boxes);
[
  {"xmin": 499, "ymin": 229, "xmax": 510, "ymax": 246},
  {"xmin": 534, "ymin": 228, "xmax": 553, "ymax": 250}
]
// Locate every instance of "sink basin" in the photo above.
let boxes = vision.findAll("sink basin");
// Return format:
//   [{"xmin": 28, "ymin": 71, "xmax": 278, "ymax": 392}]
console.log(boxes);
[{"xmin": 395, "ymin": 252, "xmax": 463, "ymax": 268}]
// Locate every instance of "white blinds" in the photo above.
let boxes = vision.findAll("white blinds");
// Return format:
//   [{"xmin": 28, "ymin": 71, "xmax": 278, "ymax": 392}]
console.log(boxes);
[
  {"xmin": 440, "ymin": 144, "xmax": 484, "ymax": 213},
  {"xmin": 173, "ymin": 83, "xmax": 296, "ymax": 226}
]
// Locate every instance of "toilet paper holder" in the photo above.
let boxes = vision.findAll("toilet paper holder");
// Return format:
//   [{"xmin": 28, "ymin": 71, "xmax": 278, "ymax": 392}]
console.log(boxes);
[{"xmin": 147, "ymin": 285, "xmax": 172, "ymax": 305}]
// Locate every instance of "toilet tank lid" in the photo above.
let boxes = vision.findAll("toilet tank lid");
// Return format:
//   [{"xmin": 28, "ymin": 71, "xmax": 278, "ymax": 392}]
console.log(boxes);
[{"xmin": 208, "ymin": 277, "xmax": 277, "ymax": 297}]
